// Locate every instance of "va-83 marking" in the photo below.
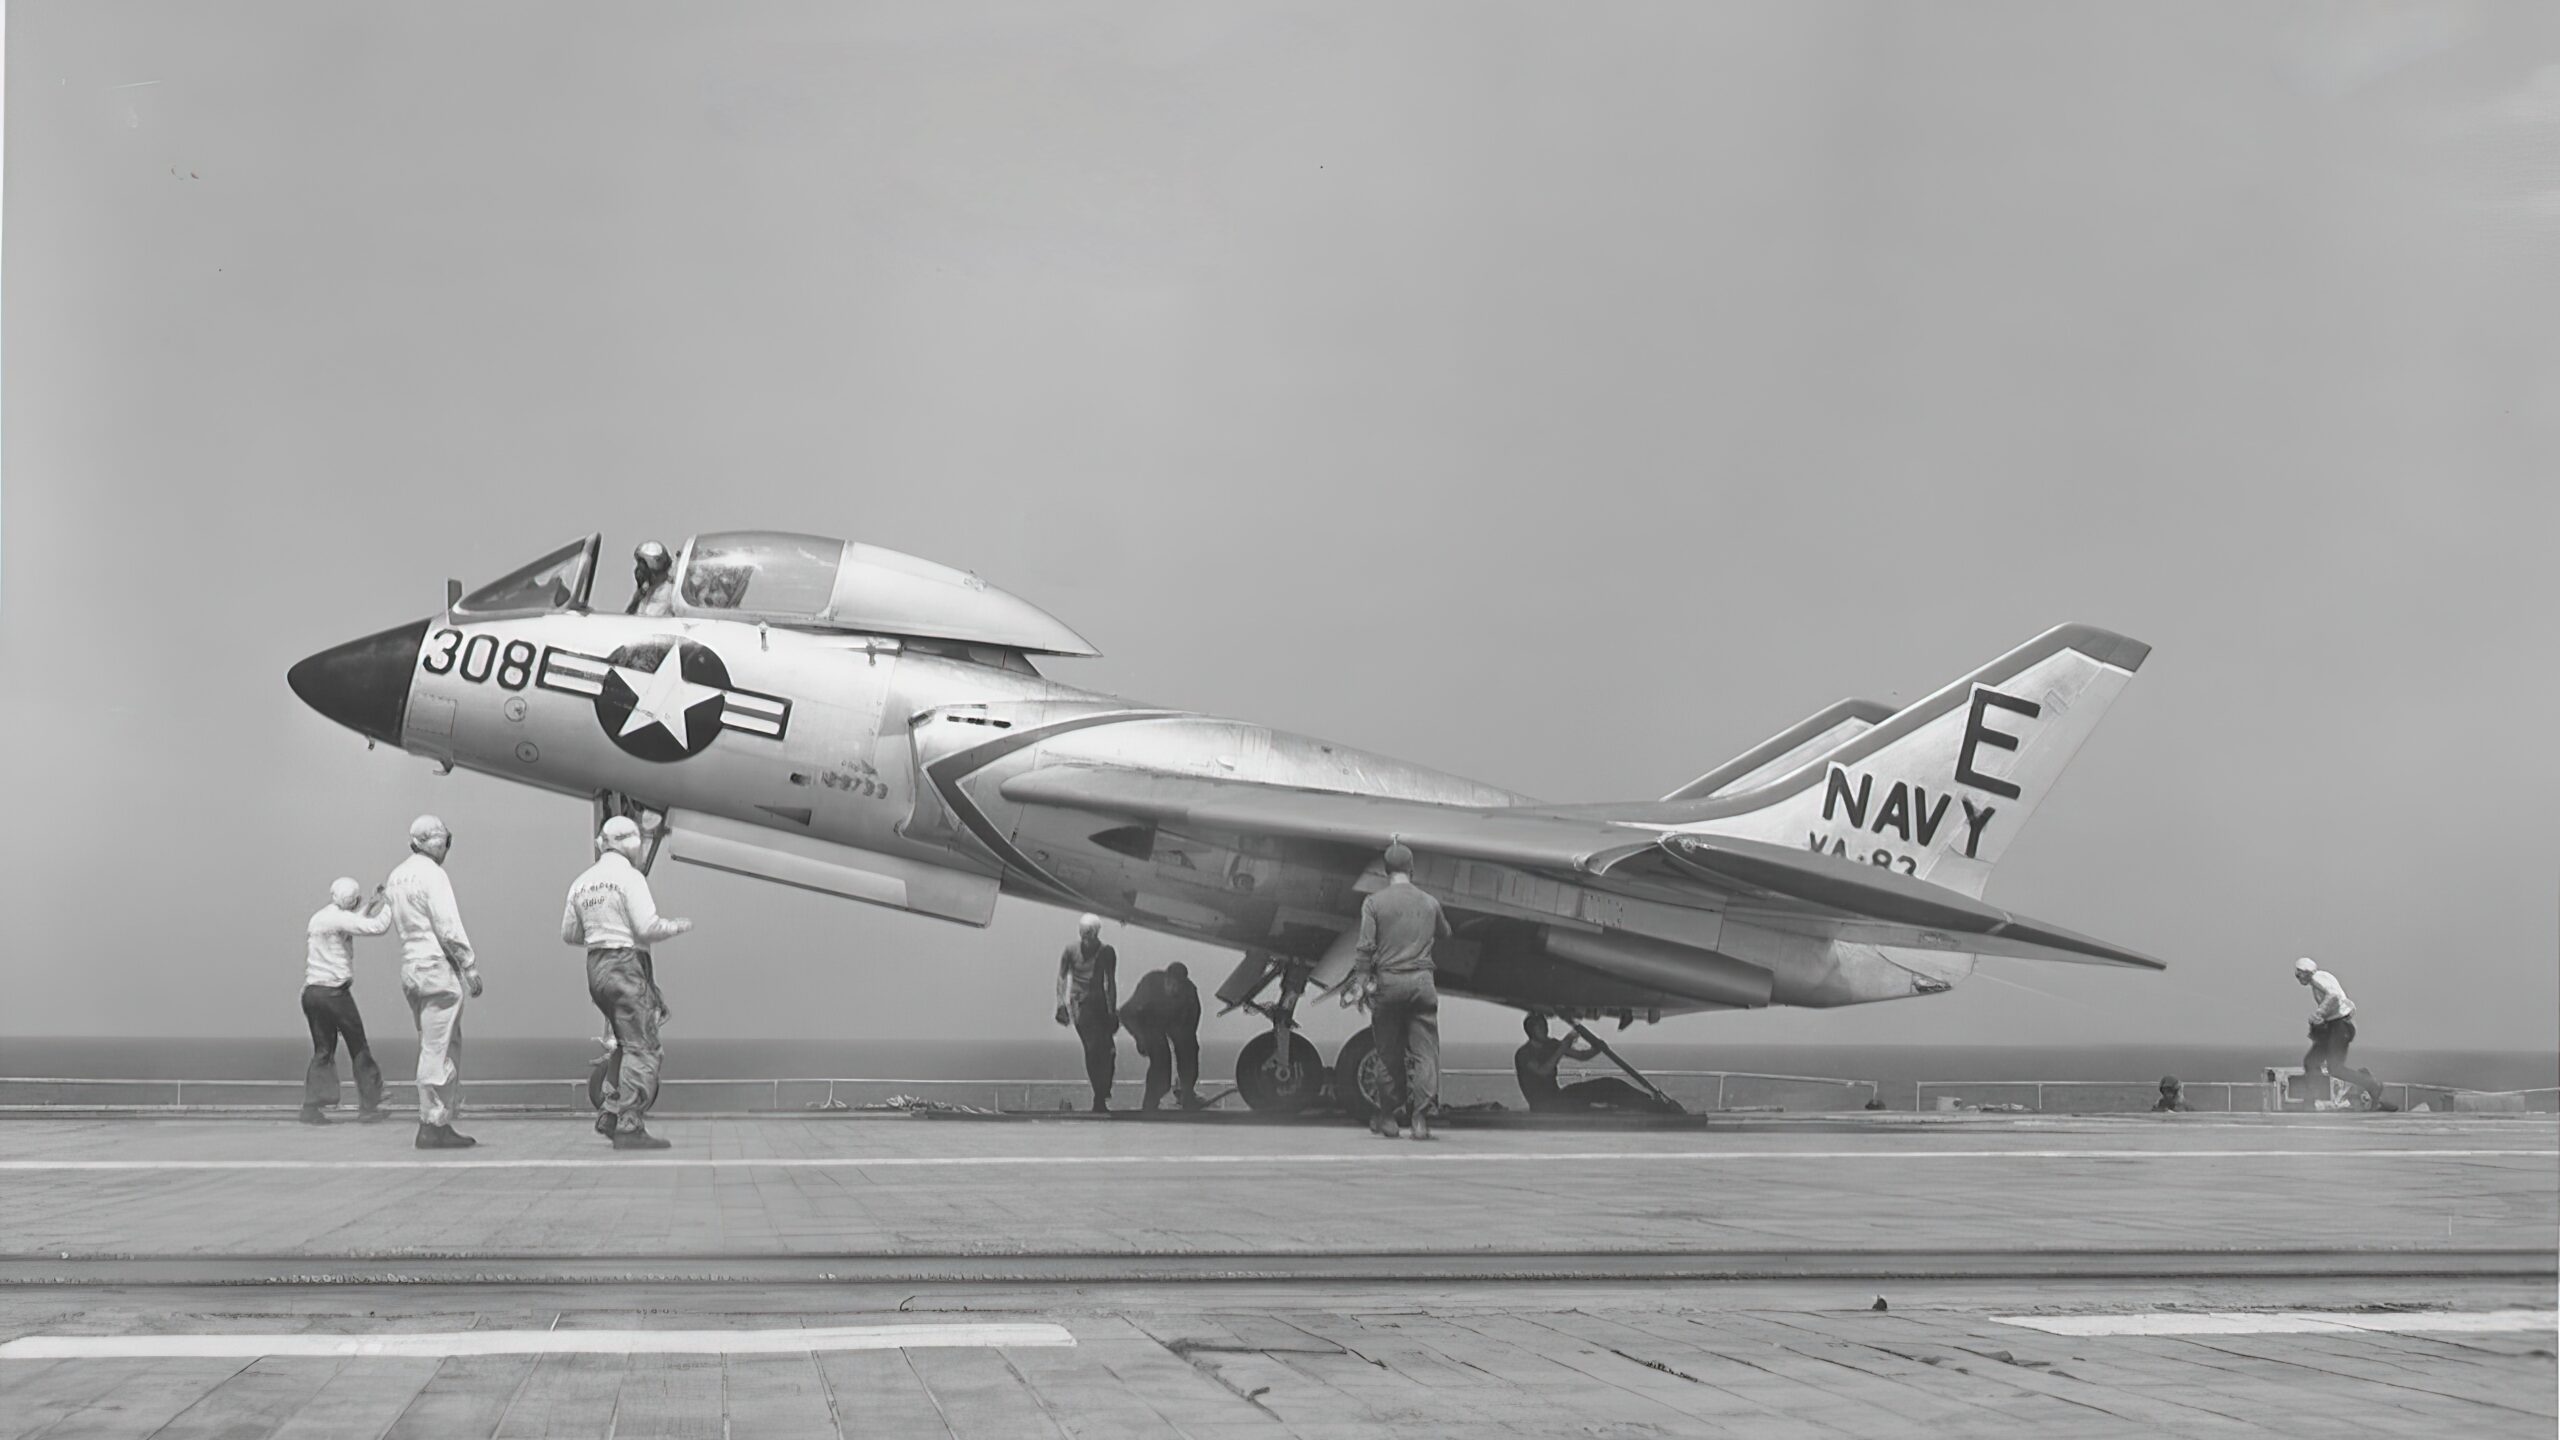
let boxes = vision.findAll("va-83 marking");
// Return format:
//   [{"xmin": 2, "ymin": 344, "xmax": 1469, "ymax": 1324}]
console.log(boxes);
[{"xmin": 1806, "ymin": 833, "xmax": 1920, "ymax": 874}]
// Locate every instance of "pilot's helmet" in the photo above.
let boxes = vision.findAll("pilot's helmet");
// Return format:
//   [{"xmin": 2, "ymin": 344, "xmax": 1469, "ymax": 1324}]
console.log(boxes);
[{"xmin": 635, "ymin": 541, "xmax": 672, "ymax": 575}]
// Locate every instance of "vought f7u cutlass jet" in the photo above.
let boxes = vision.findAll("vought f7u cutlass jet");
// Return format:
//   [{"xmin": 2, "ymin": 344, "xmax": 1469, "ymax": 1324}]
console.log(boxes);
[{"xmin": 289, "ymin": 532, "xmax": 2162, "ymax": 1111}]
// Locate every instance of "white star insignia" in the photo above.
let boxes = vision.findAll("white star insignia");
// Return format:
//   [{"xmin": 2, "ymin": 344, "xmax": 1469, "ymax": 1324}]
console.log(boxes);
[{"xmin": 612, "ymin": 648, "xmax": 723, "ymax": 749}]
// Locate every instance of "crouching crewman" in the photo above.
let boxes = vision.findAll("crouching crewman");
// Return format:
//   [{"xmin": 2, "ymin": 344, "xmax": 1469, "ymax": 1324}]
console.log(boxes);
[{"xmin": 564, "ymin": 817, "xmax": 692, "ymax": 1150}]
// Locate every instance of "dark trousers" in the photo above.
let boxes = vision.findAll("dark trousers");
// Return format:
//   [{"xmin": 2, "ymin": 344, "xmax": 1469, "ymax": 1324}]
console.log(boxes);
[
  {"xmin": 1555, "ymin": 1076, "xmax": 1662, "ymax": 1112},
  {"xmin": 1368, "ymin": 970, "xmax": 1441, "ymax": 1120},
  {"xmin": 1074, "ymin": 1008, "xmax": 1117, "ymax": 1106},
  {"xmin": 589, "ymin": 949, "xmax": 664, "ymax": 1133},
  {"xmin": 1133, "ymin": 1026, "xmax": 1200, "ymax": 1110},
  {"xmin": 301, "ymin": 983, "xmax": 383, "ymax": 1113},
  {"xmin": 2304, "ymin": 1018, "xmax": 2380, "ymax": 1105}
]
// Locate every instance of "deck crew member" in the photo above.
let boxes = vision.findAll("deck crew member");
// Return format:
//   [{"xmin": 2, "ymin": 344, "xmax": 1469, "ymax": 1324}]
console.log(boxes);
[
  {"xmin": 1117, "ymin": 962, "xmax": 1203, "ymax": 1112},
  {"xmin": 1054, "ymin": 915, "xmax": 1120, "ymax": 1113},
  {"xmin": 1514, "ymin": 1014, "xmax": 1670, "ymax": 1114},
  {"xmin": 386, "ymin": 815, "xmax": 483, "ymax": 1150},
  {"xmin": 1349, "ymin": 841, "xmax": 1449, "ymax": 1141},
  {"xmin": 627, "ymin": 540, "xmax": 676, "ymax": 617},
  {"xmin": 299, "ymin": 877, "xmax": 392, "ymax": 1125},
  {"xmin": 2294, "ymin": 957, "xmax": 2391, "ymax": 1110},
  {"xmin": 2151, "ymin": 1076, "xmax": 2192, "ymax": 1113},
  {"xmin": 563, "ymin": 816, "xmax": 692, "ymax": 1150}
]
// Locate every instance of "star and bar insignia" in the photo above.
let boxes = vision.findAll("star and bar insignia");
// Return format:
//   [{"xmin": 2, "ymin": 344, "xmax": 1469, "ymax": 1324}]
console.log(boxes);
[{"xmin": 537, "ymin": 638, "xmax": 791, "ymax": 762}]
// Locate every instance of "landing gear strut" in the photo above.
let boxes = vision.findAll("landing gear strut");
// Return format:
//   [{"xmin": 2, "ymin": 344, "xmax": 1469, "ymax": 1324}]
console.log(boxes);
[
  {"xmin": 1556, "ymin": 1015, "xmax": 1686, "ymax": 1114},
  {"xmin": 593, "ymin": 793, "xmax": 668, "ymax": 872},
  {"xmin": 1226, "ymin": 954, "xmax": 1326, "ymax": 1112}
]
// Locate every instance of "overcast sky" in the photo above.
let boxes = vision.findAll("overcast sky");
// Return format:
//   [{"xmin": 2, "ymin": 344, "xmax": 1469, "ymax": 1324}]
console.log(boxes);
[{"xmin": 4, "ymin": 3, "xmax": 2553, "ymax": 1054}]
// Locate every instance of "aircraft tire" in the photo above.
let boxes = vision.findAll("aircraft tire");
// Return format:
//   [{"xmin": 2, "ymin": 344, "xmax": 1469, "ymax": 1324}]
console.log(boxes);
[
  {"xmin": 1331, "ymin": 1030, "xmax": 1390, "ymax": 1122},
  {"xmin": 586, "ymin": 1051, "xmax": 660, "ymax": 1113},
  {"xmin": 1234, "ymin": 1031, "xmax": 1327, "ymax": 1113}
]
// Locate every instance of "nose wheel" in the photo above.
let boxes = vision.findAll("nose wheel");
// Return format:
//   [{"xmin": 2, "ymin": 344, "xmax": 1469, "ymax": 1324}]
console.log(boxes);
[{"xmin": 1233, "ymin": 1030, "xmax": 1327, "ymax": 1112}]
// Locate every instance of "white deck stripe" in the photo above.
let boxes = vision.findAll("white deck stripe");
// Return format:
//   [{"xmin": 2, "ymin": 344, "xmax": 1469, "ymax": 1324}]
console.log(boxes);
[
  {"xmin": 1992, "ymin": 1309, "xmax": 2557, "ymax": 1337},
  {"xmin": 0, "ymin": 1147, "xmax": 2545, "ymax": 1172},
  {"xmin": 0, "ymin": 1322, "xmax": 1075, "ymax": 1359}
]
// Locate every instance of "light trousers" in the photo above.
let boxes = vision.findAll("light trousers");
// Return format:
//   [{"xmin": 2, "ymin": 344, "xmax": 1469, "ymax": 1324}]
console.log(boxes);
[{"xmin": 404, "ymin": 985, "xmax": 465, "ymax": 1126}]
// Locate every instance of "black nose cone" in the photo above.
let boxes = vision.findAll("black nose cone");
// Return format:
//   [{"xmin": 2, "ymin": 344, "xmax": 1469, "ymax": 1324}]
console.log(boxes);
[{"xmin": 289, "ymin": 618, "xmax": 430, "ymax": 745}]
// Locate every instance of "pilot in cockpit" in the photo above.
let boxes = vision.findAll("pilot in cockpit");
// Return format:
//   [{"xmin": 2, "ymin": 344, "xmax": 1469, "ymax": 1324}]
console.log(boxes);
[{"xmin": 627, "ymin": 542, "xmax": 676, "ymax": 617}]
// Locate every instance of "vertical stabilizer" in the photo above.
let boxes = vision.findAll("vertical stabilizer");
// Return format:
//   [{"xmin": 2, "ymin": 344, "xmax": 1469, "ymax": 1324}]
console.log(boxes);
[{"xmin": 1678, "ymin": 625, "xmax": 2147, "ymax": 898}]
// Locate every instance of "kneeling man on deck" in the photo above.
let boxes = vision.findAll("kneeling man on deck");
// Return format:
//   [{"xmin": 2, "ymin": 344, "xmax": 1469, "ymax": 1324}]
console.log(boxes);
[
  {"xmin": 1514, "ymin": 1014, "xmax": 1675, "ymax": 1115},
  {"xmin": 564, "ymin": 817, "xmax": 692, "ymax": 1150}
]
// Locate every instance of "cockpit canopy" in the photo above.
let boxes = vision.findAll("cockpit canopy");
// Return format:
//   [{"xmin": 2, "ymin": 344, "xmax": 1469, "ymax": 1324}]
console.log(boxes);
[
  {"xmin": 451, "ymin": 534, "xmax": 600, "ymax": 618},
  {"xmin": 671, "ymin": 530, "xmax": 1099, "ymax": 656},
  {"xmin": 446, "ymin": 530, "xmax": 1097, "ymax": 658}
]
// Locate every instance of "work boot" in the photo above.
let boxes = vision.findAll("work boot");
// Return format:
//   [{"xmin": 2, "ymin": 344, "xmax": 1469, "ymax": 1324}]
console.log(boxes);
[
  {"xmin": 1371, "ymin": 1110, "xmax": 1400, "ymax": 1139},
  {"xmin": 595, "ymin": 1111, "xmax": 617, "ymax": 1139},
  {"xmin": 1090, "ymin": 1100, "xmax": 1111, "ymax": 1115},
  {"xmin": 356, "ymin": 1108, "xmax": 388, "ymax": 1124},
  {"xmin": 1409, "ymin": 1109, "xmax": 1434, "ymax": 1142},
  {"xmin": 415, "ymin": 1123, "xmax": 469, "ymax": 1150},
  {"xmin": 612, "ymin": 1128, "xmax": 672, "ymax": 1151},
  {"xmin": 298, "ymin": 1107, "xmax": 330, "ymax": 1126}
]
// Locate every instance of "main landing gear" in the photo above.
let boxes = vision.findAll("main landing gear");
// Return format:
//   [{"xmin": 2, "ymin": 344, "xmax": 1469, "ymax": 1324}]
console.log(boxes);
[{"xmin": 1224, "ymin": 953, "xmax": 1326, "ymax": 1112}]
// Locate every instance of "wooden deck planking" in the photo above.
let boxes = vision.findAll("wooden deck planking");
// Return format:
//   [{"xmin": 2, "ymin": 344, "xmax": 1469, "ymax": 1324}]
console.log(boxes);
[
  {"xmin": 898, "ymin": 1346, "xmax": 1066, "ymax": 1439},
  {"xmin": 144, "ymin": 1357, "xmax": 346, "ymax": 1440},
  {"xmin": 606, "ymin": 1352, "xmax": 724, "ymax": 1440},
  {"xmin": 268, "ymin": 1357, "xmax": 445, "ymax": 1440},
  {"xmin": 490, "ymin": 1352, "xmax": 630, "ymax": 1439},
  {"xmin": 3, "ymin": 1115, "xmax": 2550, "ymax": 1263},
  {"xmin": 381, "ymin": 1354, "xmax": 543, "ymax": 1440},
  {"xmin": 11, "ymin": 1359, "xmax": 257, "ymax": 1440},
  {"xmin": 718, "ymin": 1352, "xmax": 840, "ymax": 1440},
  {"xmin": 813, "ymin": 1347, "xmax": 954, "ymax": 1438}
]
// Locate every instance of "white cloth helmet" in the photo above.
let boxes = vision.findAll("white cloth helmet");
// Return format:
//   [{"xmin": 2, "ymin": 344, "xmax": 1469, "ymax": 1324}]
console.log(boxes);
[
  {"xmin": 2294, "ymin": 957, "xmax": 2318, "ymax": 977},
  {"xmin": 329, "ymin": 877, "xmax": 362, "ymax": 908},
  {"xmin": 408, "ymin": 814, "xmax": 449, "ymax": 845}
]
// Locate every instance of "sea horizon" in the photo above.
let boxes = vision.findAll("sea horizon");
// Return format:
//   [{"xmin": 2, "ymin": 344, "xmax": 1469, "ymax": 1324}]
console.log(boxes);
[{"xmin": 3, "ymin": 1035, "xmax": 2551, "ymax": 1094}]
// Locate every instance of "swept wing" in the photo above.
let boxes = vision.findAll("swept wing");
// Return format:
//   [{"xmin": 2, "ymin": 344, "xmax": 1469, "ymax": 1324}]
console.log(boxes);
[{"xmin": 998, "ymin": 765, "xmax": 2162, "ymax": 971}]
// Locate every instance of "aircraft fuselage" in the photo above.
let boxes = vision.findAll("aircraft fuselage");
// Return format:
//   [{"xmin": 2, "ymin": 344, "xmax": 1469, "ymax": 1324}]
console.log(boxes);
[{"xmin": 330, "ymin": 609, "xmax": 1681, "ymax": 1015}]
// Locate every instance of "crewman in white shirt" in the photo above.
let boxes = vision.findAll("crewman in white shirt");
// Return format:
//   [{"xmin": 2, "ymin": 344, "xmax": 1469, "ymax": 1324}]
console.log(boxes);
[
  {"xmin": 2294, "ymin": 957, "xmax": 2390, "ymax": 1111},
  {"xmin": 386, "ymin": 815, "xmax": 484, "ymax": 1149},
  {"xmin": 562, "ymin": 816, "xmax": 692, "ymax": 1149},
  {"xmin": 300, "ymin": 877, "xmax": 392, "ymax": 1125}
]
